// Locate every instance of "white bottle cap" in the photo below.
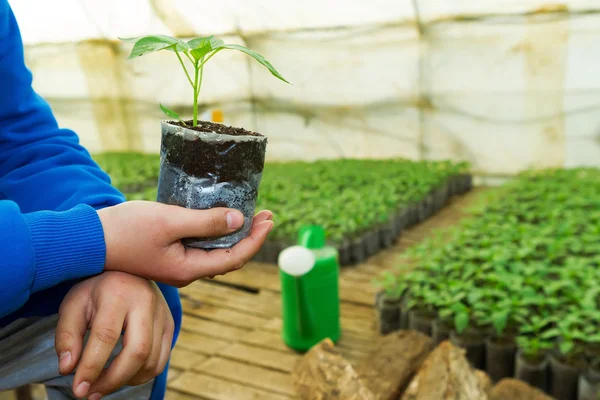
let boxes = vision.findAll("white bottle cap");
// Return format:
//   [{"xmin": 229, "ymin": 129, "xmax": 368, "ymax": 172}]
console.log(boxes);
[{"xmin": 278, "ymin": 246, "xmax": 315, "ymax": 277}]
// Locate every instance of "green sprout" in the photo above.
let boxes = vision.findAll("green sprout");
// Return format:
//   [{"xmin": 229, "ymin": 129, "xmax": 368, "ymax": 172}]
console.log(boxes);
[{"xmin": 120, "ymin": 34, "xmax": 289, "ymax": 127}]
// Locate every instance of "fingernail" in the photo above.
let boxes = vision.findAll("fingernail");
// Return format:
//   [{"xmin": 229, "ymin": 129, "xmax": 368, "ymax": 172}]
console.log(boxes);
[
  {"xmin": 267, "ymin": 221, "xmax": 274, "ymax": 233},
  {"xmin": 75, "ymin": 381, "xmax": 90, "ymax": 397},
  {"xmin": 226, "ymin": 211, "xmax": 243, "ymax": 229},
  {"xmin": 59, "ymin": 351, "xmax": 71, "ymax": 371},
  {"xmin": 89, "ymin": 393, "xmax": 102, "ymax": 400}
]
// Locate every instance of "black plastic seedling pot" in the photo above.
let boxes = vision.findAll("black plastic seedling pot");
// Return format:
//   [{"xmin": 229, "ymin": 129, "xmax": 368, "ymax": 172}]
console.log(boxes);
[{"xmin": 157, "ymin": 120, "xmax": 267, "ymax": 249}]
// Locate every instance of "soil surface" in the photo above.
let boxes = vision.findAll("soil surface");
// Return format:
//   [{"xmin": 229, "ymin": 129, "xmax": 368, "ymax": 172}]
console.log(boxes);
[
  {"xmin": 161, "ymin": 121, "xmax": 267, "ymax": 182},
  {"xmin": 171, "ymin": 120, "xmax": 263, "ymax": 137}
]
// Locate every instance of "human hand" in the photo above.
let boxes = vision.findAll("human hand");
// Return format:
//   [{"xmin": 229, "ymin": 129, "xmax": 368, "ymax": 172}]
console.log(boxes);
[
  {"xmin": 97, "ymin": 201, "xmax": 274, "ymax": 287},
  {"xmin": 55, "ymin": 271, "xmax": 175, "ymax": 399}
]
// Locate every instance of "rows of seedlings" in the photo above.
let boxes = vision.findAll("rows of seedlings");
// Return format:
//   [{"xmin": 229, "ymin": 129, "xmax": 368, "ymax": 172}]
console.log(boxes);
[
  {"xmin": 253, "ymin": 159, "xmax": 472, "ymax": 265},
  {"xmin": 374, "ymin": 168, "xmax": 600, "ymax": 400},
  {"xmin": 93, "ymin": 153, "xmax": 472, "ymax": 265}
]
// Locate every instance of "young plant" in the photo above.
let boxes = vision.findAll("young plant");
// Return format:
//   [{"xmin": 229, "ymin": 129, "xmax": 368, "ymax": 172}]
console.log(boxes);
[
  {"xmin": 372, "ymin": 271, "xmax": 405, "ymax": 301},
  {"xmin": 120, "ymin": 34, "xmax": 289, "ymax": 126}
]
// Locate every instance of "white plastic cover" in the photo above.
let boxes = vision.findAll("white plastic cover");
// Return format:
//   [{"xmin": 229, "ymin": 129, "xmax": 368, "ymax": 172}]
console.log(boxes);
[{"xmin": 10, "ymin": 0, "xmax": 600, "ymax": 177}]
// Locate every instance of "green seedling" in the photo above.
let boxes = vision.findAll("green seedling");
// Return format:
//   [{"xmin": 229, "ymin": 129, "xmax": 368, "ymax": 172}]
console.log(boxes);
[{"xmin": 120, "ymin": 34, "xmax": 289, "ymax": 126}]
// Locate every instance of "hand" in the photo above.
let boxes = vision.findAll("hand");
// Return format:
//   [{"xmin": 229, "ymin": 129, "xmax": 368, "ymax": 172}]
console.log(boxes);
[
  {"xmin": 55, "ymin": 271, "xmax": 175, "ymax": 399},
  {"xmin": 97, "ymin": 201, "xmax": 274, "ymax": 287}
]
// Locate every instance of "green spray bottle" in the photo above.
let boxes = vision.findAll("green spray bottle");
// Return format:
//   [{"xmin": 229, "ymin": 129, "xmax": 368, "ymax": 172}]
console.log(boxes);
[{"xmin": 277, "ymin": 225, "xmax": 341, "ymax": 352}]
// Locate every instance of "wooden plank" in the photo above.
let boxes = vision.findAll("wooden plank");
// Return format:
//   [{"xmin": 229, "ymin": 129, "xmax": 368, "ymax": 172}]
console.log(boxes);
[
  {"xmin": 167, "ymin": 367, "xmax": 183, "ymax": 382},
  {"xmin": 239, "ymin": 329, "xmax": 293, "ymax": 353},
  {"xmin": 170, "ymin": 346, "xmax": 208, "ymax": 370},
  {"xmin": 340, "ymin": 302, "xmax": 376, "ymax": 319},
  {"xmin": 340, "ymin": 315, "xmax": 375, "ymax": 335},
  {"xmin": 261, "ymin": 318, "xmax": 283, "ymax": 332},
  {"xmin": 169, "ymin": 371, "xmax": 291, "ymax": 400},
  {"xmin": 182, "ymin": 298, "xmax": 269, "ymax": 329},
  {"xmin": 181, "ymin": 314, "xmax": 250, "ymax": 341},
  {"xmin": 175, "ymin": 330, "xmax": 230, "ymax": 356},
  {"xmin": 165, "ymin": 390, "xmax": 199, "ymax": 400},
  {"xmin": 182, "ymin": 282, "xmax": 281, "ymax": 318},
  {"xmin": 194, "ymin": 357, "xmax": 296, "ymax": 396},
  {"xmin": 339, "ymin": 281, "xmax": 377, "ymax": 305},
  {"xmin": 213, "ymin": 267, "xmax": 281, "ymax": 292},
  {"xmin": 218, "ymin": 343, "xmax": 301, "ymax": 373}
]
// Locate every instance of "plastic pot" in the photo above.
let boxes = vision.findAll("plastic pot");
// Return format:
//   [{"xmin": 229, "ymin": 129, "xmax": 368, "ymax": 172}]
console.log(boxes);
[
  {"xmin": 157, "ymin": 120, "xmax": 267, "ymax": 249},
  {"xmin": 365, "ymin": 230, "xmax": 380, "ymax": 257},
  {"xmin": 393, "ymin": 208, "xmax": 409, "ymax": 237},
  {"xmin": 406, "ymin": 203, "xmax": 418, "ymax": 227},
  {"xmin": 257, "ymin": 240, "xmax": 276, "ymax": 263},
  {"xmin": 549, "ymin": 352, "xmax": 586, "ymax": 400},
  {"xmin": 578, "ymin": 369, "xmax": 600, "ymax": 400},
  {"xmin": 485, "ymin": 336, "xmax": 516, "ymax": 383},
  {"xmin": 514, "ymin": 349, "xmax": 549, "ymax": 392},
  {"xmin": 461, "ymin": 174, "xmax": 473, "ymax": 193},
  {"xmin": 376, "ymin": 292, "xmax": 402, "ymax": 335},
  {"xmin": 350, "ymin": 237, "xmax": 366, "ymax": 264},
  {"xmin": 399, "ymin": 295, "xmax": 410, "ymax": 330},
  {"xmin": 338, "ymin": 241, "xmax": 352, "ymax": 266},
  {"xmin": 433, "ymin": 184, "xmax": 447, "ymax": 211},
  {"xmin": 408, "ymin": 309, "xmax": 434, "ymax": 336},
  {"xmin": 379, "ymin": 219, "xmax": 395, "ymax": 249},
  {"xmin": 448, "ymin": 175, "xmax": 458, "ymax": 196},
  {"xmin": 450, "ymin": 329, "xmax": 486, "ymax": 369},
  {"xmin": 417, "ymin": 199, "xmax": 428, "ymax": 222},
  {"xmin": 431, "ymin": 318, "xmax": 451, "ymax": 345}
]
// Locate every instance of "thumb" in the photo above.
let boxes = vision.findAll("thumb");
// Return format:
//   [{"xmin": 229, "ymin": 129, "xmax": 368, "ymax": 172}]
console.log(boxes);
[
  {"xmin": 161, "ymin": 205, "xmax": 244, "ymax": 239},
  {"xmin": 55, "ymin": 286, "xmax": 90, "ymax": 375}
]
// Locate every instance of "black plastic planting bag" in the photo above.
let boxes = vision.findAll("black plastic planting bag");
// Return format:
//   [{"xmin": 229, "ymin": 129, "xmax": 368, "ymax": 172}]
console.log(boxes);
[{"xmin": 157, "ymin": 121, "xmax": 267, "ymax": 249}]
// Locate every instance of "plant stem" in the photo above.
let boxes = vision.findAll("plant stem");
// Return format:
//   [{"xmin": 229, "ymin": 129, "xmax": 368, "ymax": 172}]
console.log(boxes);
[
  {"xmin": 193, "ymin": 62, "xmax": 199, "ymax": 127},
  {"xmin": 192, "ymin": 58, "xmax": 205, "ymax": 127},
  {"xmin": 175, "ymin": 50, "xmax": 194, "ymax": 88}
]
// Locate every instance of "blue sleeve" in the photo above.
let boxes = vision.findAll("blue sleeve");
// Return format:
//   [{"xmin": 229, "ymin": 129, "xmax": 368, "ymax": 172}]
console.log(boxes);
[{"xmin": 0, "ymin": 1, "xmax": 125, "ymax": 318}]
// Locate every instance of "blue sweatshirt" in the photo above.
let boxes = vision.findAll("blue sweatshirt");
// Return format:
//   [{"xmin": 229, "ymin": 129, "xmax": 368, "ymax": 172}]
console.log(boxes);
[{"xmin": 0, "ymin": 2, "xmax": 181, "ymax": 398}]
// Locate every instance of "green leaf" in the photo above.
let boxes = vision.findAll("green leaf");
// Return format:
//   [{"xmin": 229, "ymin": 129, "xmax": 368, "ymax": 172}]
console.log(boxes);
[
  {"xmin": 559, "ymin": 340, "xmax": 574, "ymax": 355},
  {"xmin": 159, "ymin": 103, "xmax": 186, "ymax": 125},
  {"xmin": 188, "ymin": 35, "xmax": 224, "ymax": 50},
  {"xmin": 216, "ymin": 44, "xmax": 290, "ymax": 84},
  {"xmin": 454, "ymin": 311, "xmax": 470, "ymax": 334},
  {"xmin": 188, "ymin": 36, "xmax": 224, "ymax": 62},
  {"xmin": 120, "ymin": 35, "xmax": 188, "ymax": 59},
  {"xmin": 491, "ymin": 311, "xmax": 508, "ymax": 335}
]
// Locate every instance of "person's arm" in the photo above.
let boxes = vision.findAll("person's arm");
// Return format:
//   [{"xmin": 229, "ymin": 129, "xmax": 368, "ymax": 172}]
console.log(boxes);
[
  {"xmin": 0, "ymin": 1, "xmax": 124, "ymax": 213},
  {"xmin": 0, "ymin": 1, "xmax": 123, "ymax": 318}
]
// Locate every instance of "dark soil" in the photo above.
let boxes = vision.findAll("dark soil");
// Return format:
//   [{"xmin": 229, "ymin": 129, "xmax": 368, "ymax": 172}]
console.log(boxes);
[
  {"xmin": 523, "ymin": 353, "xmax": 546, "ymax": 365},
  {"xmin": 489, "ymin": 335, "xmax": 515, "ymax": 345},
  {"xmin": 161, "ymin": 120, "xmax": 267, "ymax": 182},
  {"xmin": 171, "ymin": 120, "xmax": 263, "ymax": 137}
]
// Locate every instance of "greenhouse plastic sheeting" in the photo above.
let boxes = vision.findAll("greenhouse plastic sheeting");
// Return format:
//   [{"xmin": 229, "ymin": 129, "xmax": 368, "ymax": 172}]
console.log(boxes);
[{"xmin": 9, "ymin": 0, "xmax": 600, "ymax": 177}]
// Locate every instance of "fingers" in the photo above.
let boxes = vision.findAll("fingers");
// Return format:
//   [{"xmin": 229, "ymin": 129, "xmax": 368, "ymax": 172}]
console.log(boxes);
[
  {"xmin": 253, "ymin": 210, "xmax": 273, "ymax": 226},
  {"xmin": 164, "ymin": 206, "xmax": 244, "ymax": 239},
  {"xmin": 86, "ymin": 305, "xmax": 154, "ymax": 398},
  {"xmin": 156, "ymin": 318, "xmax": 175, "ymax": 376},
  {"xmin": 183, "ymin": 219, "xmax": 274, "ymax": 279},
  {"xmin": 72, "ymin": 301, "xmax": 127, "ymax": 398},
  {"xmin": 126, "ymin": 307, "xmax": 164, "ymax": 386},
  {"xmin": 55, "ymin": 285, "xmax": 90, "ymax": 375}
]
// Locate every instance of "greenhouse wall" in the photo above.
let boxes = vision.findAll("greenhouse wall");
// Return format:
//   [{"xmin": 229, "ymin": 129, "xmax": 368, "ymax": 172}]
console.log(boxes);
[{"xmin": 11, "ymin": 0, "xmax": 600, "ymax": 179}]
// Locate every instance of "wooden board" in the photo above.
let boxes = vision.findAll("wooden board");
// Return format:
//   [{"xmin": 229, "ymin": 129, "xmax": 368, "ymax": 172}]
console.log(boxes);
[
  {"xmin": 169, "ymin": 371, "xmax": 292, "ymax": 400},
  {"xmin": 217, "ymin": 343, "xmax": 301, "ymax": 373},
  {"xmin": 194, "ymin": 357, "xmax": 296, "ymax": 396},
  {"xmin": 163, "ymin": 190, "xmax": 488, "ymax": 399}
]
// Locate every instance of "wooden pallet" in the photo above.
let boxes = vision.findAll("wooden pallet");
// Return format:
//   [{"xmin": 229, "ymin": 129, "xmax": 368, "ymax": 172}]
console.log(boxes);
[
  {"xmin": 166, "ymin": 188, "xmax": 487, "ymax": 400},
  {"xmin": 0, "ymin": 188, "xmax": 486, "ymax": 400}
]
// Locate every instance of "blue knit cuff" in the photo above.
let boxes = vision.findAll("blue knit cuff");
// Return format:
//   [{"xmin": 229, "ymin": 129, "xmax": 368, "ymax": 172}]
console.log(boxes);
[{"xmin": 23, "ymin": 204, "xmax": 106, "ymax": 293}]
